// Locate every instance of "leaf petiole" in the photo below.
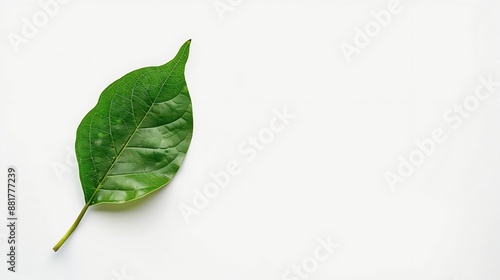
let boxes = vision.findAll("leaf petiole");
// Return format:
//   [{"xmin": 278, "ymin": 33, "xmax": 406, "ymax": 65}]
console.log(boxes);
[{"xmin": 52, "ymin": 203, "xmax": 90, "ymax": 252}]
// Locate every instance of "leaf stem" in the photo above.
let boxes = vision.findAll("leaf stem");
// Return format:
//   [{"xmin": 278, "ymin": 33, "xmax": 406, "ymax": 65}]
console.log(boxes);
[{"xmin": 52, "ymin": 203, "xmax": 90, "ymax": 252}]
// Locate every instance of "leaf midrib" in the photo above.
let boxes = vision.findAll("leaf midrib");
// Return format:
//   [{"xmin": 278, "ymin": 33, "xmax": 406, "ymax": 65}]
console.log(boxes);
[{"xmin": 85, "ymin": 48, "xmax": 188, "ymax": 205}]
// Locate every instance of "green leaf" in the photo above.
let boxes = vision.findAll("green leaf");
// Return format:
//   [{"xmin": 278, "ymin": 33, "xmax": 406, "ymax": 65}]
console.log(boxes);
[{"xmin": 53, "ymin": 40, "xmax": 193, "ymax": 252}]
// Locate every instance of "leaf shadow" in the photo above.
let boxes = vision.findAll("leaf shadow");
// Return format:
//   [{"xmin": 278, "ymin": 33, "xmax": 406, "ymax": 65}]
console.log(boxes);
[{"xmin": 91, "ymin": 183, "xmax": 173, "ymax": 213}]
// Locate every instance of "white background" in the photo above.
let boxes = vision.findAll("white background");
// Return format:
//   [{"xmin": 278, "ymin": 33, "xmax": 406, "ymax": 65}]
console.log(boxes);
[{"xmin": 1, "ymin": 0, "xmax": 500, "ymax": 279}]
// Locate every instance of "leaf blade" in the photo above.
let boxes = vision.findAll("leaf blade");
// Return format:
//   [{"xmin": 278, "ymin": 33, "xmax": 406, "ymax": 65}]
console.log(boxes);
[{"xmin": 75, "ymin": 40, "xmax": 193, "ymax": 205}]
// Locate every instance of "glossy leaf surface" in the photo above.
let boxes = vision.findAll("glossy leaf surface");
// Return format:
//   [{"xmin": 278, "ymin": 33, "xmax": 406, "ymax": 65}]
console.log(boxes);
[{"xmin": 77, "ymin": 40, "xmax": 193, "ymax": 205}]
